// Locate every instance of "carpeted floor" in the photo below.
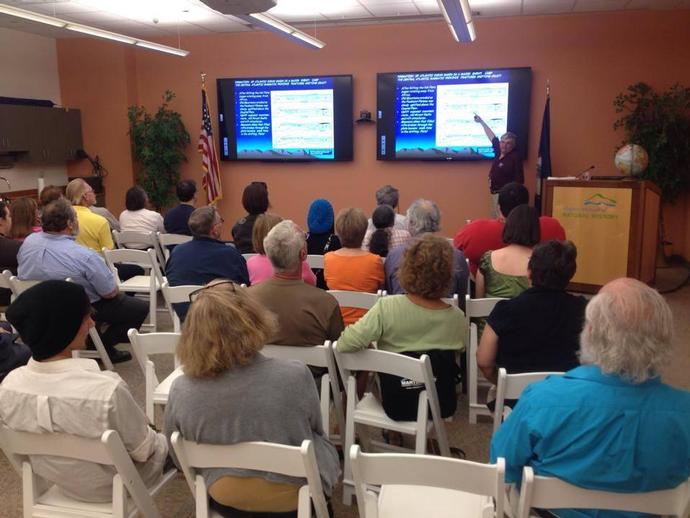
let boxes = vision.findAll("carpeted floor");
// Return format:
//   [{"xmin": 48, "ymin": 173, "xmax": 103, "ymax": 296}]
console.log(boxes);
[{"xmin": 0, "ymin": 279, "xmax": 689, "ymax": 518}]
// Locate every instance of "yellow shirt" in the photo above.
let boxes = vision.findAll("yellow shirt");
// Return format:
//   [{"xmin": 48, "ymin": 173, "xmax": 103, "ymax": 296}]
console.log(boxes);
[{"xmin": 74, "ymin": 205, "xmax": 113, "ymax": 252}]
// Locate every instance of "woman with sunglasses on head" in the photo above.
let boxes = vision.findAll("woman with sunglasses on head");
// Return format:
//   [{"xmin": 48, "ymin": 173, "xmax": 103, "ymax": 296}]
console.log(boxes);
[
  {"xmin": 164, "ymin": 280, "xmax": 339, "ymax": 518},
  {"xmin": 232, "ymin": 181, "xmax": 270, "ymax": 254}
]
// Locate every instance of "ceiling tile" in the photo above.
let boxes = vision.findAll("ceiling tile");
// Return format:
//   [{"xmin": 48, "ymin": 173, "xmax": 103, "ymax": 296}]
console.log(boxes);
[
  {"xmin": 413, "ymin": 0, "xmax": 441, "ymax": 15},
  {"xmin": 364, "ymin": 3, "xmax": 420, "ymax": 16},
  {"xmin": 320, "ymin": 5, "xmax": 373, "ymax": 19},
  {"xmin": 573, "ymin": 0, "xmax": 628, "ymax": 11},
  {"xmin": 469, "ymin": 0, "xmax": 522, "ymax": 17},
  {"xmin": 523, "ymin": 0, "xmax": 576, "ymax": 15}
]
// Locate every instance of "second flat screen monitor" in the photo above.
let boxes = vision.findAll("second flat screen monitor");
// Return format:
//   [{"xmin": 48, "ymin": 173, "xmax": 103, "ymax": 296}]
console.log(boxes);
[
  {"xmin": 217, "ymin": 75, "xmax": 353, "ymax": 161},
  {"xmin": 377, "ymin": 68, "xmax": 532, "ymax": 161}
]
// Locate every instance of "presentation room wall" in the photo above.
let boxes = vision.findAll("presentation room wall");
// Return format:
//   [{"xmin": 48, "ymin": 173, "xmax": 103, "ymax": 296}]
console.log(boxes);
[{"xmin": 57, "ymin": 9, "xmax": 690, "ymax": 256}]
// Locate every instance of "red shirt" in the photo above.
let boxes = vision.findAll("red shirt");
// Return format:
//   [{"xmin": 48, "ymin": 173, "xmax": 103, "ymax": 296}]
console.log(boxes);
[{"xmin": 453, "ymin": 217, "xmax": 566, "ymax": 276}]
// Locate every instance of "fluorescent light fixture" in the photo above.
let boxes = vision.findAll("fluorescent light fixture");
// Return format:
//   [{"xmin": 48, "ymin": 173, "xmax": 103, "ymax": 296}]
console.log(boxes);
[
  {"xmin": 0, "ymin": 4, "xmax": 67, "ymax": 27},
  {"xmin": 66, "ymin": 24, "xmax": 137, "ymax": 44},
  {"xmin": 135, "ymin": 40, "xmax": 190, "ymax": 57},
  {"xmin": 0, "ymin": 2, "xmax": 189, "ymax": 56},
  {"xmin": 437, "ymin": 0, "xmax": 476, "ymax": 43},
  {"xmin": 243, "ymin": 12, "xmax": 325, "ymax": 49}
]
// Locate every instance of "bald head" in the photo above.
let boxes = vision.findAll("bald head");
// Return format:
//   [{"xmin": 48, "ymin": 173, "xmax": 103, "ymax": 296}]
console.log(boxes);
[{"xmin": 580, "ymin": 278, "xmax": 673, "ymax": 383}]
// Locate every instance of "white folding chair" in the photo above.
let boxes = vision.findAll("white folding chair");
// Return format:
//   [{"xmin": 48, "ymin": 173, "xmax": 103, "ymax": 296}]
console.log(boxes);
[
  {"xmin": 156, "ymin": 232, "xmax": 192, "ymax": 262},
  {"xmin": 351, "ymin": 445, "xmax": 505, "ymax": 518},
  {"xmin": 103, "ymin": 248, "xmax": 165, "ymax": 332},
  {"xmin": 327, "ymin": 289, "xmax": 380, "ymax": 310},
  {"xmin": 517, "ymin": 466, "xmax": 690, "ymax": 518},
  {"xmin": 171, "ymin": 432, "xmax": 330, "ymax": 518},
  {"xmin": 333, "ymin": 343, "xmax": 451, "ymax": 505},
  {"xmin": 466, "ymin": 295, "xmax": 507, "ymax": 424},
  {"xmin": 262, "ymin": 342, "xmax": 345, "ymax": 444},
  {"xmin": 127, "ymin": 329, "xmax": 180, "ymax": 424},
  {"xmin": 493, "ymin": 368, "xmax": 563, "ymax": 435},
  {"xmin": 160, "ymin": 281, "xmax": 201, "ymax": 333},
  {"xmin": 9, "ymin": 276, "xmax": 114, "ymax": 371},
  {"xmin": 0, "ymin": 269, "xmax": 13, "ymax": 291},
  {"xmin": 113, "ymin": 230, "xmax": 166, "ymax": 274},
  {"xmin": 441, "ymin": 293, "xmax": 459, "ymax": 307},
  {"xmin": 241, "ymin": 253, "xmax": 258, "ymax": 261},
  {"xmin": 0, "ymin": 426, "xmax": 176, "ymax": 518},
  {"xmin": 307, "ymin": 254, "xmax": 324, "ymax": 269}
]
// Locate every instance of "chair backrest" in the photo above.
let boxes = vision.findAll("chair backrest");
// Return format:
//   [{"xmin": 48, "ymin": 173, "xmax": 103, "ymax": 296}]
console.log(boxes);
[
  {"xmin": 0, "ymin": 426, "xmax": 163, "ymax": 518},
  {"xmin": 327, "ymin": 290, "xmax": 380, "ymax": 310},
  {"xmin": 112, "ymin": 229, "xmax": 156, "ymax": 249},
  {"xmin": 157, "ymin": 232, "xmax": 192, "ymax": 262},
  {"xmin": 493, "ymin": 368, "xmax": 563, "ymax": 434},
  {"xmin": 160, "ymin": 281, "xmax": 201, "ymax": 332},
  {"xmin": 171, "ymin": 433, "xmax": 329, "ymax": 518},
  {"xmin": 103, "ymin": 248, "xmax": 164, "ymax": 285},
  {"xmin": 517, "ymin": 466, "xmax": 690, "ymax": 518},
  {"xmin": 465, "ymin": 294, "xmax": 506, "ymax": 318},
  {"xmin": 441, "ymin": 293, "xmax": 459, "ymax": 308},
  {"xmin": 242, "ymin": 253, "xmax": 258, "ymax": 261},
  {"xmin": 0, "ymin": 269, "xmax": 13, "ymax": 290},
  {"xmin": 8, "ymin": 276, "xmax": 41, "ymax": 297},
  {"xmin": 127, "ymin": 329, "xmax": 180, "ymax": 383},
  {"xmin": 350, "ymin": 445, "xmax": 505, "ymax": 518},
  {"xmin": 307, "ymin": 254, "xmax": 324, "ymax": 269}
]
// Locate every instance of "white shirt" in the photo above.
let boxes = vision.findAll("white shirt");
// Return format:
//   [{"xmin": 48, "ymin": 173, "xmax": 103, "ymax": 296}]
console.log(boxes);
[
  {"xmin": 119, "ymin": 209, "xmax": 165, "ymax": 249},
  {"xmin": 0, "ymin": 358, "xmax": 167, "ymax": 502}
]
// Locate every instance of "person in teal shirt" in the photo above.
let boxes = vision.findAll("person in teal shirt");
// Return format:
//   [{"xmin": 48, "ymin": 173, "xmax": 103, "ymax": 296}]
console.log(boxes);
[{"xmin": 491, "ymin": 278, "xmax": 690, "ymax": 518}]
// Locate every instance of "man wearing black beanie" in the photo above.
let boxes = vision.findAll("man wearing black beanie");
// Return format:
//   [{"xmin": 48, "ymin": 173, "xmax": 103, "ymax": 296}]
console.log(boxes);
[{"xmin": 0, "ymin": 281, "xmax": 168, "ymax": 502}]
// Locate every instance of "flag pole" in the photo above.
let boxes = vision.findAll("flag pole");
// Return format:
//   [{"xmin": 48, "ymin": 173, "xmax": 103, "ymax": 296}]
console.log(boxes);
[{"xmin": 201, "ymin": 72, "xmax": 206, "ymax": 89}]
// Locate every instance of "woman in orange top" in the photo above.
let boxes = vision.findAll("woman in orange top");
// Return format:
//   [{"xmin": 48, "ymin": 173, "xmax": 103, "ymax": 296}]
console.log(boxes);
[{"xmin": 324, "ymin": 208, "xmax": 384, "ymax": 326}]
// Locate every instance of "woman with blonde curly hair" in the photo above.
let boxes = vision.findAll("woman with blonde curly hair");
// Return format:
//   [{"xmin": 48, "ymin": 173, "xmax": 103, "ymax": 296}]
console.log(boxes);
[
  {"xmin": 336, "ymin": 235, "xmax": 467, "ymax": 421},
  {"xmin": 164, "ymin": 280, "xmax": 339, "ymax": 517}
]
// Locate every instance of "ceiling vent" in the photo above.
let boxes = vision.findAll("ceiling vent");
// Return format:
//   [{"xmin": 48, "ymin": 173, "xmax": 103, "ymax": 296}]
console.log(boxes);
[{"xmin": 199, "ymin": 0, "xmax": 277, "ymax": 15}]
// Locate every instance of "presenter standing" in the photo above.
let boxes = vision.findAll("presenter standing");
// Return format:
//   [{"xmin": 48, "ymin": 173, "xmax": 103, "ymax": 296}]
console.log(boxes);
[{"xmin": 474, "ymin": 114, "xmax": 524, "ymax": 217}]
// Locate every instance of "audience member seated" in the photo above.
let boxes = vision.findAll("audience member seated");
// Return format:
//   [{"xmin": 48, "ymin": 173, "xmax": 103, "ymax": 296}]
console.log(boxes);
[
  {"xmin": 18, "ymin": 199, "xmax": 148, "ymax": 363},
  {"xmin": 232, "ymin": 181, "xmax": 269, "ymax": 254},
  {"xmin": 248, "ymin": 213, "xmax": 316, "ymax": 286},
  {"xmin": 65, "ymin": 178, "xmax": 114, "ymax": 252},
  {"xmin": 164, "ymin": 280, "xmax": 339, "ymax": 517},
  {"xmin": 362, "ymin": 204, "xmax": 411, "ymax": 256},
  {"xmin": 248, "ymin": 220, "xmax": 344, "ymax": 347},
  {"xmin": 90, "ymin": 204, "xmax": 120, "ymax": 232},
  {"xmin": 119, "ymin": 186, "xmax": 165, "ymax": 248},
  {"xmin": 38, "ymin": 185, "xmax": 64, "ymax": 210},
  {"xmin": 0, "ymin": 200, "xmax": 21, "ymax": 305},
  {"xmin": 454, "ymin": 182, "xmax": 565, "ymax": 276},
  {"xmin": 337, "ymin": 236, "xmax": 467, "ymax": 421},
  {"xmin": 164, "ymin": 179, "xmax": 196, "ymax": 236},
  {"xmin": 476, "ymin": 205, "xmax": 539, "ymax": 299},
  {"xmin": 0, "ymin": 281, "xmax": 167, "ymax": 501},
  {"xmin": 166, "ymin": 207, "xmax": 249, "ymax": 321},
  {"xmin": 324, "ymin": 208, "xmax": 384, "ymax": 326},
  {"xmin": 491, "ymin": 278, "xmax": 690, "ymax": 517},
  {"xmin": 9, "ymin": 197, "xmax": 40, "ymax": 241},
  {"xmin": 477, "ymin": 241, "xmax": 587, "ymax": 411},
  {"xmin": 385, "ymin": 199, "xmax": 469, "ymax": 305},
  {"xmin": 366, "ymin": 184, "xmax": 408, "ymax": 232},
  {"xmin": 306, "ymin": 198, "xmax": 341, "ymax": 289}
]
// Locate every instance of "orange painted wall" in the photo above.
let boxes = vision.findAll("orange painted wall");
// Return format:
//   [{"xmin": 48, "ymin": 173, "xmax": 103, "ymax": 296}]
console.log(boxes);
[{"xmin": 57, "ymin": 9, "xmax": 690, "ymax": 251}]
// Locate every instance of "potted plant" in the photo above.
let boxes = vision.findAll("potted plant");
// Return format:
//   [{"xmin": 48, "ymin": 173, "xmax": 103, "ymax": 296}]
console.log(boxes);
[{"xmin": 128, "ymin": 90, "xmax": 190, "ymax": 210}]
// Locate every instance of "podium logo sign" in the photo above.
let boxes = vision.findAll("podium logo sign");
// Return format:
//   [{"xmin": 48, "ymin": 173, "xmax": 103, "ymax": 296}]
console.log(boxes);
[{"xmin": 553, "ymin": 186, "xmax": 632, "ymax": 286}]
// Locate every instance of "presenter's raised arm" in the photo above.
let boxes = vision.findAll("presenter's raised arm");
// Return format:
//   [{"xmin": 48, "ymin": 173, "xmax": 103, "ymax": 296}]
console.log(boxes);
[{"xmin": 474, "ymin": 114, "xmax": 496, "ymax": 142}]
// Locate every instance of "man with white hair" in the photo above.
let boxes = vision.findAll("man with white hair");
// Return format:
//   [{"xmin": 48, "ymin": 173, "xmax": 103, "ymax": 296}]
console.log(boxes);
[
  {"xmin": 491, "ymin": 278, "xmax": 690, "ymax": 514},
  {"xmin": 384, "ymin": 199, "xmax": 469, "ymax": 305},
  {"xmin": 247, "ymin": 220, "xmax": 343, "ymax": 346}
]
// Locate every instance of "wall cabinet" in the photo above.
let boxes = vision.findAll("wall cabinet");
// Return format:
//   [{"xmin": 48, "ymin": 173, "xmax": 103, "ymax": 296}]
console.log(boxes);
[{"xmin": 0, "ymin": 104, "xmax": 83, "ymax": 163}]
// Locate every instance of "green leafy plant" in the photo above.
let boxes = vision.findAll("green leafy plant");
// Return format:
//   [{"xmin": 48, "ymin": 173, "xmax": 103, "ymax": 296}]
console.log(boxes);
[
  {"xmin": 128, "ymin": 90, "xmax": 190, "ymax": 210},
  {"xmin": 613, "ymin": 82, "xmax": 690, "ymax": 202}
]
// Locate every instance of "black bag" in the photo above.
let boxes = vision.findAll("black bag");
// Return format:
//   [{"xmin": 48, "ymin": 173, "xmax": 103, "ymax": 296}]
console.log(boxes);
[{"xmin": 378, "ymin": 349, "xmax": 460, "ymax": 421}]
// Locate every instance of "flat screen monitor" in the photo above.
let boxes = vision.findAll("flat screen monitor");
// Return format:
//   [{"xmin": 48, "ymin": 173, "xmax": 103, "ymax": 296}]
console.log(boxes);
[
  {"xmin": 217, "ymin": 75, "xmax": 353, "ymax": 161},
  {"xmin": 377, "ymin": 67, "xmax": 532, "ymax": 161}
]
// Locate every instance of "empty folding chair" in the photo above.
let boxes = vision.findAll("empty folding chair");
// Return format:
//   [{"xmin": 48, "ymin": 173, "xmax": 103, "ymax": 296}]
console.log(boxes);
[
  {"xmin": 0, "ymin": 426, "xmax": 176, "ymax": 518},
  {"xmin": 171, "ymin": 433, "xmax": 330, "ymax": 518},
  {"xmin": 351, "ymin": 445, "xmax": 505, "ymax": 518},
  {"xmin": 307, "ymin": 254, "xmax": 325, "ymax": 269},
  {"xmin": 156, "ymin": 232, "xmax": 192, "ymax": 263},
  {"xmin": 333, "ymin": 343, "xmax": 451, "ymax": 505}
]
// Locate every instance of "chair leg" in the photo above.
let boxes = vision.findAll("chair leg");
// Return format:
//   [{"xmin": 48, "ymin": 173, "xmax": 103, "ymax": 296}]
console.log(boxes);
[
  {"xmin": 342, "ymin": 377, "xmax": 357, "ymax": 506},
  {"xmin": 149, "ymin": 291, "xmax": 157, "ymax": 332}
]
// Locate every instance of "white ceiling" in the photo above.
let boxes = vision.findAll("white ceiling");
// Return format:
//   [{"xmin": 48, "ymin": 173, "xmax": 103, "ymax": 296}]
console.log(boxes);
[{"xmin": 0, "ymin": 0, "xmax": 688, "ymax": 40}]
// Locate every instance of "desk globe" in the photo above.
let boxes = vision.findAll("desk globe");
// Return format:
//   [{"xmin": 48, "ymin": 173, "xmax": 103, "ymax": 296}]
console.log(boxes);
[{"xmin": 615, "ymin": 144, "xmax": 649, "ymax": 176}]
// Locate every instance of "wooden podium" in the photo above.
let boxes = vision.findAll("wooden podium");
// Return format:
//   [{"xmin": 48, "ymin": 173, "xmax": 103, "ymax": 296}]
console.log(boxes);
[{"xmin": 543, "ymin": 178, "xmax": 660, "ymax": 293}]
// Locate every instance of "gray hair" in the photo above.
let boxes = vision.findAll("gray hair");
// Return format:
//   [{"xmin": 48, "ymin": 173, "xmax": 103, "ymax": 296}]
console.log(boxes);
[
  {"xmin": 579, "ymin": 278, "xmax": 673, "ymax": 383},
  {"xmin": 188, "ymin": 207, "xmax": 218, "ymax": 238},
  {"xmin": 500, "ymin": 132, "xmax": 517, "ymax": 142},
  {"xmin": 406, "ymin": 199, "xmax": 441, "ymax": 236},
  {"xmin": 263, "ymin": 220, "xmax": 304, "ymax": 273},
  {"xmin": 375, "ymin": 185, "xmax": 400, "ymax": 209}
]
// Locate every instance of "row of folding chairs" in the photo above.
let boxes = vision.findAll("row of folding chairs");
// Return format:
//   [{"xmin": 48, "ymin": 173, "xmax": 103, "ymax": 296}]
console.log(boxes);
[
  {"xmin": 241, "ymin": 252, "xmax": 326, "ymax": 270},
  {"xmin": 3, "ymin": 424, "xmax": 688, "ymax": 518}
]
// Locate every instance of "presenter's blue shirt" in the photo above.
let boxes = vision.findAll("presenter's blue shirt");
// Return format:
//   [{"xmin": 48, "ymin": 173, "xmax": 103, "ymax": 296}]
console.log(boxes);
[
  {"xmin": 491, "ymin": 365, "xmax": 690, "ymax": 518},
  {"xmin": 166, "ymin": 236, "xmax": 249, "ymax": 320}
]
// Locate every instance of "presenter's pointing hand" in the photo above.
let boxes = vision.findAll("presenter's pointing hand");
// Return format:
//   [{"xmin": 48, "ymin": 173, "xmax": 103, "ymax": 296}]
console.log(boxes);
[{"xmin": 473, "ymin": 114, "xmax": 482, "ymax": 123}]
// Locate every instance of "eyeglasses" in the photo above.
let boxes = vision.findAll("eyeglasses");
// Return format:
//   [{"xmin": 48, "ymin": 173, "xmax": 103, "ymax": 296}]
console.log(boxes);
[{"xmin": 188, "ymin": 280, "xmax": 237, "ymax": 302}]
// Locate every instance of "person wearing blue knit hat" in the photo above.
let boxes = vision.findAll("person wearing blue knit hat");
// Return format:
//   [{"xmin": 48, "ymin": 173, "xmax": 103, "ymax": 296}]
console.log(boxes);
[{"xmin": 306, "ymin": 199, "xmax": 341, "ymax": 289}]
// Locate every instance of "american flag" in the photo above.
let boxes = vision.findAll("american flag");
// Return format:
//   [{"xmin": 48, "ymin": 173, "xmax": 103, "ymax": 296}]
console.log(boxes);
[{"xmin": 199, "ymin": 88, "xmax": 222, "ymax": 205}]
